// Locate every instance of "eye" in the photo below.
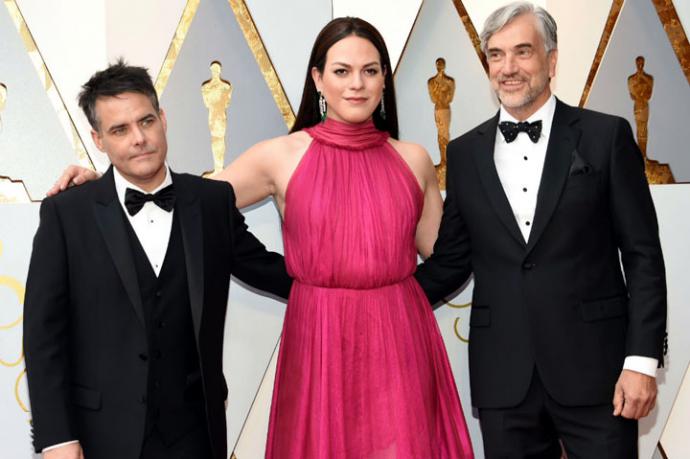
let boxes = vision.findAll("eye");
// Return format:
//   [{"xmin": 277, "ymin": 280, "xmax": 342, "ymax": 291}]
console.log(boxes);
[
  {"xmin": 141, "ymin": 117, "xmax": 154, "ymax": 127},
  {"xmin": 333, "ymin": 68, "xmax": 347, "ymax": 76},
  {"xmin": 517, "ymin": 48, "xmax": 533, "ymax": 58},
  {"xmin": 365, "ymin": 68, "xmax": 379, "ymax": 76},
  {"xmin": 111, "ymin": 127, "xmax": 126, "ymax": 136},
  {"xmin": 487, "ymin": 51, "xmax": 502, "ymax": 61}
]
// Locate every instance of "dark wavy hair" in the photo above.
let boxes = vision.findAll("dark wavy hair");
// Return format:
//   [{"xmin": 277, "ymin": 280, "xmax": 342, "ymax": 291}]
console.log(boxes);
[
  {"xmin": 290, "ymin": 17, "xmax": 398, "ymax": 139},
  {"xmin": 78, "ymin": 58, "xmax": 159, "ymax": 131}
]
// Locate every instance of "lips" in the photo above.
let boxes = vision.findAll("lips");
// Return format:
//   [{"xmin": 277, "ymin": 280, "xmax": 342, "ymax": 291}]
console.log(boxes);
[{"xmin": 345, "ymin": 97, "xmax": 368, "ymax": 104}]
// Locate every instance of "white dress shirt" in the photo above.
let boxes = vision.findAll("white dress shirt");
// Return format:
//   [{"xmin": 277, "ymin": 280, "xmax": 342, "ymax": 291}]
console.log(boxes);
[
  {"xmin": 113, "ymin": 166, "xmax": 174, "ymax": 276},
  {"xmin": 43, "ymin": 167, "xmax": 174, "ymax": 453},
  {"xmin": 493, "ymin": 95, "xmax": 657, "ymax": 378}
]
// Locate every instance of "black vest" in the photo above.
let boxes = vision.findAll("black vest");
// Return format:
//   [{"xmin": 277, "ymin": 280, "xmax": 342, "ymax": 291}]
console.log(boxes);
[{"xmin": 124, "ymin": 211, "xmax": 206, "ymax": 445}]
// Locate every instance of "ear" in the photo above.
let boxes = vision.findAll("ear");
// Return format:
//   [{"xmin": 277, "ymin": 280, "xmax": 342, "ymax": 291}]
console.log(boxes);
[
  {"xmin": 548, "ymin": 49, "xmax": 558, "ymax": 79},
  {"xmin": 91, "ymin": 128, "xmax": 105, "ymax": 152},
  {"xmin": 159, "ymin": 108, "xmax": 167, "ymax": 133},
  {"xmin": 311, "ymin": 66, "xmax": 323, "ymax": 93}
]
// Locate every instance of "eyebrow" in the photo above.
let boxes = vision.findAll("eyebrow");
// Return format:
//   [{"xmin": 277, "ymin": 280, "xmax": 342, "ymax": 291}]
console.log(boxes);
[
  {"xmin": 487, "ymin": 43, "xmax": 534, "ymax": 53},
  {"xmin": 329, "ymin": 61, "xmax": 381, "ymax": 68}
]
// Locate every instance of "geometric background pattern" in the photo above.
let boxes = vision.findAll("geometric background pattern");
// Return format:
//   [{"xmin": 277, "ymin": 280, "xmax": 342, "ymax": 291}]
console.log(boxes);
[{"xmin": 1, "ymin": 1, "xmax": 688, "ymax": 457}]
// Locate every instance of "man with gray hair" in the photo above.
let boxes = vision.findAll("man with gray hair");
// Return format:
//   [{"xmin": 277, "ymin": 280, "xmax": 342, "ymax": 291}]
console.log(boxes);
[{"xmin": 415, "ymin": 2, "xmax": 666, "ymax": 457}]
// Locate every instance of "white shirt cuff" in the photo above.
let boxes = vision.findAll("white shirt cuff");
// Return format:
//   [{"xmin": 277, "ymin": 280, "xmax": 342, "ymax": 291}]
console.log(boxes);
[
  {"xmin": 623, "ymin": 355, "xmax": 658, "ymax": 377},
  {"xmin": 43, "ymin": 440, "xmax": 79, "ymax": 452}
]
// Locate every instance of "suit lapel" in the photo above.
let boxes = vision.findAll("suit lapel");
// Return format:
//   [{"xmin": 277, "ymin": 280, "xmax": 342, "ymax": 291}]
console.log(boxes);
[
  {"xmin": 92, "ymin": 167, "xmax": 145, "ymax": 326},
  {"xmin": 173, "ymin": 172, "xmax": 205, "ymax": 338},
  {"xmin": 472, "ymin": 113, "xmax": 527, "ymax": 248},
  {"xmin": 526, "ymin": 100, "xmax": 581, "ymax": 253}
]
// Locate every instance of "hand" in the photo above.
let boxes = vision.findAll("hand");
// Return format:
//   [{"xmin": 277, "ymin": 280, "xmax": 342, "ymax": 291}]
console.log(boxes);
[
  {"xmin": 46, "ymin": 165, "xmax": 100, "ymax": 196},
  {"xmin": 43, "ymin": 442, "xmax": 84, "ymax": 459},
  {"xmin": 612, "ymin": 369, "xmax": 657, "ymax": 419}
]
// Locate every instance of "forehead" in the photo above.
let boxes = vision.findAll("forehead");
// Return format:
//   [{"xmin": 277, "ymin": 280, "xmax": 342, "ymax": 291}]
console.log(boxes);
[
  {"xmin": 325, "ymin": 35, "xmax": 381, "ymax": 64},
  {"xmin": 94, "ymin": 92, "xmax": 155, "ymax": 123},
  {"xmin": 487, "ymin": 13, "xmax": 543, "ymax": 49}
]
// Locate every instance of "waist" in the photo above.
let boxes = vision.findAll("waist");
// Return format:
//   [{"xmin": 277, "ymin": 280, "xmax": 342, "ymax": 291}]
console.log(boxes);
[{"xmin": 293, "ymin": 275, "xmax": 415, "ymax": 292}]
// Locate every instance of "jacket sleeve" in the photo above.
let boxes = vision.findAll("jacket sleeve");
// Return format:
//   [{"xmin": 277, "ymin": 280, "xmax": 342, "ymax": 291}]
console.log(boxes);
[
  {"xmin": 608, "ymin": 117, "xmax": 666, "ymax": 362},
  {"xmin": 414, "ymin": 141, "xmax": 473, "ymax": 307},
  {"xmin": 226, "ymin": 185, "xmax": 292, "ymax": 300},
  {"xmin": 23, "ymin": 198, "xmax": 76, "ymax": 452}
]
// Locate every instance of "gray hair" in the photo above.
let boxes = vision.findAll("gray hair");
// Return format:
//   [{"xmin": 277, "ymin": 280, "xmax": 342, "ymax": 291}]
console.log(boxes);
[{"xmin": 480, "ymin": 2, "xmax": 557, "ymax": 55}]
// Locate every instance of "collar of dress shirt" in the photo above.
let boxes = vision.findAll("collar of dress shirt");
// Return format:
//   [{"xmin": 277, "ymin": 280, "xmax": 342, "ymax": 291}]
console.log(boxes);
[
  {"xmin": 498, "ymin": 94, "xmax": 557, "ymax": 144},
  {"xmin": 113, "ymin": 165, "xmax": 173, "ymax": 211}
]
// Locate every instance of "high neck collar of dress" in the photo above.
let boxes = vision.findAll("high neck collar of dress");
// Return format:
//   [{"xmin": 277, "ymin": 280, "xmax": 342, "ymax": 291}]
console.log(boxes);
[{"xmin": 305, "ymin": 117, "xmax": 389, "ymax": 150}]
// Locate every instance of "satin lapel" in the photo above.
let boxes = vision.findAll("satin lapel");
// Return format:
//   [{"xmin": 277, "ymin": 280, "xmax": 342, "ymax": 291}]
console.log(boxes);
[
  {"xmin": 92, "ymin": 168, "xmax": 145, "ymax": 326},
  {"xmin": 173, "ymin": 173, "xmax": 205, "ymax": 338},
  {"xmin": 472, "ymin": 113, "xmax": 527, "ymax": 247},
  {"xmin": 526, "ymin": 100, "xmax": 581, "ymax": 253}
]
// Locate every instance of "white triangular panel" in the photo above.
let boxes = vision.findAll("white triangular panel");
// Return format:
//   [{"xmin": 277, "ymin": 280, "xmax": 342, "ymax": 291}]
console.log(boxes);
[
  {"xmin": 660, "ymin": 362, "xmax": 690, "ymax": 456},
  {"xmin": 396, "ymin": 0, "xmax": 497, "ymax": 166},
  {"xmin": 105, "ymin": 0, "xmax": 187, "ymax": 79},
  {"xmin": 332, "ymin": 0, "xmax": 422, "ymax": 71},
  {"xmin": 587, "ymin": 0, "xmax": 690, "ymax": 182},
  {"xmin": 0, "ymin": 2, "xmax": 83, "ymax": 198},
  {"xmin": 244, "ymin": 0, "xmax": 331, "ymax": 112},
  {"xmin": 675, "ymin": 0, "xmax": 690, "ymax": 37},
  {"xmin": 17, "ymin": 0, "xmax": 188, "ymax": 172}
]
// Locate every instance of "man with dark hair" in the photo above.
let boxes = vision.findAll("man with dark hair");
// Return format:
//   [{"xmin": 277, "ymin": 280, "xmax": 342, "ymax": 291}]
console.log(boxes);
[
  {"xmin": 24, "ymin": 61, "xmax": 291, "ymax": 459},
  {"xmin": 415, "ymin": 2, "xmax": 666, "ymax": 457}
]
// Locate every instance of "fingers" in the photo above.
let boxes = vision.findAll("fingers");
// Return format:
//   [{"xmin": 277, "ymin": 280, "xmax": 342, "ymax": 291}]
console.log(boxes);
[
  {"xmin": 612, "ymin": 382, "xmax": 624, "ymax": 416},
  {"xmin": 46, "ymin": 166, "xmax": 99, "ymax": 197},
  {"xmin": 615, "ymin": 370, "xmax": 658, "ymax": 419}
]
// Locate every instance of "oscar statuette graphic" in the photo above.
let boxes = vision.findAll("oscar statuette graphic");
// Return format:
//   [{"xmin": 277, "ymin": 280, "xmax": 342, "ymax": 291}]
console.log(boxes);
[
  {"xmin": 427, "ymin": 58, "xmax": 455, "ymax": 189},
  {"xmin": 201, "ymin": 61, "xmax": 233, "ymax": 177},
  {"xmin": 627, "ymin": 56, "xmax": 674, "ymax": 184}
]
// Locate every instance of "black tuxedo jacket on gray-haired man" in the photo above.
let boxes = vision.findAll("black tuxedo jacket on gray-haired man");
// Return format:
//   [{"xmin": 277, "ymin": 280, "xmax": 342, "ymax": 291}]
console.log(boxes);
[
  {"xmin": 415, "ymin": 98, "xmax": 666, "ymax": 409},
  {"xmin": 24, "ymin": 168, "xmax": 292, "ymax": 459}
]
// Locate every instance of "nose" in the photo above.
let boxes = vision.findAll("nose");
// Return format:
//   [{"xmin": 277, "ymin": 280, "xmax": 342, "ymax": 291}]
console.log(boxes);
[
  {"xmin": 502, "ymin": 54, "xmax": 518, "ymax": 75},
  {"xmin": 349, "ymin": 71, "xmax": 364, "ymax": 90},
  {"xmin": 131, "ymin": 125, "xmax": 146, "ymax": 146}
]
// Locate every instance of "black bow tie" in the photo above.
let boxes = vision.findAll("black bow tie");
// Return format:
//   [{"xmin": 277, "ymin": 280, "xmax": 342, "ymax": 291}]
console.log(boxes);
[
  {"xmin": 498, "ymin": 120, "xmax": 542, "ymax": 143},
  {"xmin": 124, "ymin": 185, "xmax": 175, "ymax": 216}
]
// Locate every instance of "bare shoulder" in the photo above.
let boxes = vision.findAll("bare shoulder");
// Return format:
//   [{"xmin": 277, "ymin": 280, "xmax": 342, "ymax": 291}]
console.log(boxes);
[
  {"xmin": 247, "ymin": 130, "xmax": 312, "ymax": 161},
  {"xmin": 388, "ymin": 138, "xmax": 435, "ymax": 172}
]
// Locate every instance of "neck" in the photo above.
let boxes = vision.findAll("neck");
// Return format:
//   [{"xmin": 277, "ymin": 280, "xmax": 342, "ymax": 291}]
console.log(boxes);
[
  {"xmin": 120, "ymin": 167, "xmax": 167, "ymax": 193},
  {"xmin": 504, "ymin": 89, "xmax": 552, "ymax": 121}
]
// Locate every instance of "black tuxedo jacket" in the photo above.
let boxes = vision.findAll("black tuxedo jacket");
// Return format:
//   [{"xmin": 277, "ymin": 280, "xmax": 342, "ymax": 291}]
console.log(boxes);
[
  {"xmin": 24, "ymin": 168, "xmax": 291, "ymax": 459},
  {"xmin": 415, "ymin": 100, "xmax": 666, "ymax": 408}
]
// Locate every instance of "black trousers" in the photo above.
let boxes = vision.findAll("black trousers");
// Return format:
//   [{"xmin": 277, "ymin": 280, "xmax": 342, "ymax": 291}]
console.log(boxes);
[
  {"xmin": 478, "ymin": 369, "xmax": 638, "ymax": 459},
  {"xmin": 140, "ymin": 424, "xmax": 213, "ymax": 459}
]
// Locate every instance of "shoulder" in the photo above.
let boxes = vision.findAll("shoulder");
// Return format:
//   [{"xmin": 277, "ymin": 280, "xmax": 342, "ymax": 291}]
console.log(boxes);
[
  {"xmin": 247, "ymin": 131, "xmax": 312, "ymax": 158},
  {"xmin": 389, "ymin": 139, "xmax": 433, "ymax": 168},
  {"xmin": 48, "ymin": 174, "xmax": 107, "ymax": 209},
  {"xmin": 558, "ymin": 101, "xmax": 628, "ymax": 132}
]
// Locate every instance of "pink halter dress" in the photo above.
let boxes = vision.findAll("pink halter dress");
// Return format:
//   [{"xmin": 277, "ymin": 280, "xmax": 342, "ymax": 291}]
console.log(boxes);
[{"xmin": 266, "ymin": 118, "xmax": 473, "ymax": 458}]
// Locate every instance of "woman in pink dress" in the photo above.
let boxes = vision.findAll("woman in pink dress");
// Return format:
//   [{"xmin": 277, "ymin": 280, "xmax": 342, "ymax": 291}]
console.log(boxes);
[
  {"xmin": 51, "ymin": 17, "xmax": 473, "ymax": 459},
  {"xmin": 225, "ymin": 18, "xmax": 473, "ymax": 458}
]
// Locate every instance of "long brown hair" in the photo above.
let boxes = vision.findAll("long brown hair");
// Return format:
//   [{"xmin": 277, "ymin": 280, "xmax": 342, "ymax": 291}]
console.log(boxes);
[{"xmin": 290, "ymin": 17, "xmax": 398, "ymax": 139}]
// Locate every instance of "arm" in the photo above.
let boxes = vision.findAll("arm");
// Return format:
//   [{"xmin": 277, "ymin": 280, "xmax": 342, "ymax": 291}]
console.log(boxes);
[
  {"xmin": 23, "ymin": 199, "xmax": 76, "ymax": 451},
  {"xmin": 609, "ymin": 118, "xmax": 666, "ymax": 362},
  {"xmin": 607, "ymin": 118, "xmax": 666, "ymax": 419},
  {"xmin": 413, "ymin": 148, "xmax": 443, "ymax": 258},
  {"xmin": 225, "ymin": 184, "xmax": 292, "ymax": 299},
  {"xmin": 414, "ymin": 144, "xmax": 472, "ymax": 307},
  {"xmin": 212, "ymin": 139, "xmax": 276, "ymax": 209}
]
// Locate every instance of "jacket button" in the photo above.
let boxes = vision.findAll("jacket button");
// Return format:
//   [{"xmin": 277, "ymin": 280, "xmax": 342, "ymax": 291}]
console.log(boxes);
[
  {"xmin": 522, "ymin": 262, "xmax": 535, "ymax": 270},
  {"xmin": 138, "ymin": 353, "xmax": 148, "ymax": 361},
  {"xmin": 155, "ymin": 291, "xmax": 162, "ymax": 298}
]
